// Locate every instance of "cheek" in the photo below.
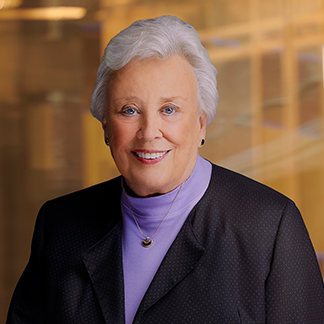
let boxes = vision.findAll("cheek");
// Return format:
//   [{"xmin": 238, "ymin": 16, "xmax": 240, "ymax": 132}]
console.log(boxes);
[
  {"xmin": 177, "ymin": 118, "xmax": 201, "ymax": 144},
  {"xmin": 107, "ymin": 122, "xmax": 121, "ymax": 144},
  {"xmin": 165, "ymin": 123, "xmax": 199, "ymax": 152},
  {"xmin": 106, "ymin": 114, "xmax": 118, "ymax": 138},
  {"xmin": 108, "ymin": 118, "xmax": 137, "ymax": 148}
]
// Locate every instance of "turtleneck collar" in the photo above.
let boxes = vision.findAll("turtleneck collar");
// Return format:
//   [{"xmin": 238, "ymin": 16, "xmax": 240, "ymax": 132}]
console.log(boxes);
[{"xmin": 121, "ymin": 155, "xmax": 212, "ymax": 220}]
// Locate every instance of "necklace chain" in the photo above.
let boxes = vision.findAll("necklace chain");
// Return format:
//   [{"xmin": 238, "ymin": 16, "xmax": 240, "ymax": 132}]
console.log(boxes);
[{"xmin": 122, "ymin": 183, "xmax": 183, "ymax": 247}]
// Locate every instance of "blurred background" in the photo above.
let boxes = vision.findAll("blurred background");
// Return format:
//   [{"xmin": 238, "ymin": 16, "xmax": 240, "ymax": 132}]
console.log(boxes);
[{"xmin": 1, "ymin": 0, "xmax": 324, "ymax": 320}]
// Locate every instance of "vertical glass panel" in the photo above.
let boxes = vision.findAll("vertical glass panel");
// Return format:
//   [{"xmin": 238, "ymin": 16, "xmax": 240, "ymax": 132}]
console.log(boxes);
[
  {"xmin": 298, "ymin": 47, "xmax": 322, "ymax": 129},
  {"xmin": 262, "ymin": 51, "xmax": 283, "ymax": 130},
  {"xmin": 297, "ymin": 46, "xmax": 324, "ymax": 250},
  {"xmin": 201, "ymin": 59, "xmax": 252, "ymax": 174}
]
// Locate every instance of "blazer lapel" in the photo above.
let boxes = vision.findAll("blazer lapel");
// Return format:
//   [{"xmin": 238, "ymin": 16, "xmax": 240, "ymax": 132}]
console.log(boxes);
[
  {"xmin": 82, "ymin": 222, "xmax": 125, "ymax": 324},
  {"xmin": 135, "ymin": 216, "xmax": 204, "ymax": 319}
]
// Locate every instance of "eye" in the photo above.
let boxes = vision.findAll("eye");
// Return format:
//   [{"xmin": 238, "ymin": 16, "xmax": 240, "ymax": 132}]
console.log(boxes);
[
  {"xmin": 121, "ymin": 106, "xmax": 138, "ymax": 116},
  {"xmin": 162, "ymin": 105, "xmax": 176, "ymax": 115}
]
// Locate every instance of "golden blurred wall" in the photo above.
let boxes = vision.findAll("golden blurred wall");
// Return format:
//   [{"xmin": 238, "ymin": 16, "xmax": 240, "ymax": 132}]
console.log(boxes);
[{"xmin": 1, "ymin": 0, "xmax": 324, "ymax": 321}]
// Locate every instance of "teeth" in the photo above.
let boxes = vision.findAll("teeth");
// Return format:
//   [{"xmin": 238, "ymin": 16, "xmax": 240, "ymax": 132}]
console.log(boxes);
[{"xmin": 136, "ymin": 151, "xmax": 167, "ymax": 159}]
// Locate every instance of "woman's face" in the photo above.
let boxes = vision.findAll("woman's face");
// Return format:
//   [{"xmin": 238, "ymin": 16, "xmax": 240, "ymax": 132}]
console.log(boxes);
[{"xmin": 102, "ymin": 55, "xmax": 207, "ymax": 197}]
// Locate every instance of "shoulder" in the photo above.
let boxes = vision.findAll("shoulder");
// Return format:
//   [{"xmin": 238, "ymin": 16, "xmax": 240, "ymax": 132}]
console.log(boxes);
[
  {"xmin": 208, "ymin": 163, "xmax": 292, "ymax": 211},
  {"xmin": 50, "ymin": 176, "xmax": 121, "ymax": 203},
  {"xmin": 191, "ymin": 163, "xmax": 299, "ymax": 240},
  {"xmin": 35, "ymin": 176, "xmax": 123, "ymax": 245},
  {"xmin": 45, "ymin": 175, "xmax": 122, "ymax": 209},
  {"xmin": 190, "ymin": 163, "xmax": 306, "ymax": 267}
]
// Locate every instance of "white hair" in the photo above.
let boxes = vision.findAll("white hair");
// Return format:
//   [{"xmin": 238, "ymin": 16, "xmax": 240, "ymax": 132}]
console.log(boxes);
[{"xmin": 90, "ymin": 15, "xmax": 219, "ymax": 125}]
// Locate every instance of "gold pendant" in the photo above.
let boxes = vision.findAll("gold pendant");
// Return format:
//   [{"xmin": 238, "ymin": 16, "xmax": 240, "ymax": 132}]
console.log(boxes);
[{"xmin": 142, "ymin": 239, "xmax": 152, "ymax": 247}]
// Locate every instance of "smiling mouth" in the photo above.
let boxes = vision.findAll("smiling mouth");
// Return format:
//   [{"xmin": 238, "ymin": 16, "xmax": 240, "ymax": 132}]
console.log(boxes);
[{"xmin": 134, "ymin": 151, "xmax": 169, "ymax": 160}]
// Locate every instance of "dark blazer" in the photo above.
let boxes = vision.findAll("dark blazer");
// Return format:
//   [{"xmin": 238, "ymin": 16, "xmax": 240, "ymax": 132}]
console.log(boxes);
[{"xmin": 7, "ymin": 164, "xmax": 324, "ymax": 323}]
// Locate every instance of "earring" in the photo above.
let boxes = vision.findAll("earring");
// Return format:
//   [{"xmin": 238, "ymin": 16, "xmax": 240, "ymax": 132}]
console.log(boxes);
[
  {"xmin": 201, "ymin": 139, "xmax": 205, "ymax": 146},
  {"xmin": 105, "ymin": 138, "xmax": 110, "ymax": 146}
]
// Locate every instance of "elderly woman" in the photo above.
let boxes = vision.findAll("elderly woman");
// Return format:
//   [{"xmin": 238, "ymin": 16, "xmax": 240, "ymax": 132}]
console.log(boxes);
[{"xmin": 7, "ymin": 16, "xmax": 324, "ymax": 324}]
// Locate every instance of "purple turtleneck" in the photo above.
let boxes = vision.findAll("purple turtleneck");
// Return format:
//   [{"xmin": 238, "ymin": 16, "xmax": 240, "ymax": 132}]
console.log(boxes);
[{"xmin": 121, "ymin": 155, "xmax": 212, "ymax": 324}]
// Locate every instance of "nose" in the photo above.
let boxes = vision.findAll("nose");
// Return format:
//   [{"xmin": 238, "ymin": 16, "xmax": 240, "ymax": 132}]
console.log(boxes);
[{"xmin": 137, "ymin": 114, "xmax": 162, "ymax": 141}]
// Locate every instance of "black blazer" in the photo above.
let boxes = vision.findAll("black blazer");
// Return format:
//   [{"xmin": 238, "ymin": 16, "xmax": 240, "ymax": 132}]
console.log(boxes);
[{"xmin": 7, "ymin": 164, "xmax": 324, "ymax": 323}]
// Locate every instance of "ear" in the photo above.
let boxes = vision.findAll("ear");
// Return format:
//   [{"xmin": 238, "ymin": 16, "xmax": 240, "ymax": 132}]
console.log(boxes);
[
  {"xmin": 102, "ymin": 114, "xmax": 107, "ymax": 133},
  {"xmin": 198, "ymin": 112, "xmax": 207, "ymax": 147}
]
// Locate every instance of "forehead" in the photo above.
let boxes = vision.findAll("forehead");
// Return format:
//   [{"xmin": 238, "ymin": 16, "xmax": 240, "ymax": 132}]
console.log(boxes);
[{"xmin": 106, "ymin": 55, "xmax": 198, "ymax": 101}]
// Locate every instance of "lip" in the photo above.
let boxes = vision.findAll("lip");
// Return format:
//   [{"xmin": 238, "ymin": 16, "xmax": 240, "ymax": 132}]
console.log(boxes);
[{"xmin": 132, "ymin": 149, "xmax": 170, "ymax": 164}]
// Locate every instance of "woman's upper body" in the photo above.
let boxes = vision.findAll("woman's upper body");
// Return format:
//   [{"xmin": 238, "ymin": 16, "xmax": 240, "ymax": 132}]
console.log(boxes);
[
  {"xmin": 6, "ymin": 159, "xmax": 324, "ymax": 323},
  {"xmin": 7, "ymin": 15, "xmax": 324, "ymax": 323}
]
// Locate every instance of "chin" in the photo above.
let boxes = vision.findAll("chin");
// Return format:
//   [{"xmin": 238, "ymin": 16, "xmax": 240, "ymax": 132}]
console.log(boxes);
[{"xmin": 129, "ymin": 177, "xmax": 172, "ymax": 196}]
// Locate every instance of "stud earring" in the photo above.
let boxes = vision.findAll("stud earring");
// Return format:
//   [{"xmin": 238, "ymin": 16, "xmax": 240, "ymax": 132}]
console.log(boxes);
[
  {"xmin": 105, "ymin": 138, "xmax": 110, "ymax": 146},
  {"xmin": 201, "ymin": 139, "xmax": 205, "ymax": 146}
]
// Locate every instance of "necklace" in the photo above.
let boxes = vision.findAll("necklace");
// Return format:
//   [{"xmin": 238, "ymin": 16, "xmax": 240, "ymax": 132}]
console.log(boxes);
[{"xmin": 122, "ymin": 183, "xmax": 183, "ymax": 247}]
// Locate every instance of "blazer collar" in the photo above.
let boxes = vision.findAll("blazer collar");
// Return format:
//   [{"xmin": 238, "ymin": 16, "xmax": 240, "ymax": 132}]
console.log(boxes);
[
  {"xmin": 82, "ymin": 173, "xmax": 210, "ymax": 323},
  {"xmin": 135, "ymin": 215, "xmax": 204, "ymax": 320},
  {"xmin": 82, "ymin": 221, "xmax": 125, "ymax": 324}
]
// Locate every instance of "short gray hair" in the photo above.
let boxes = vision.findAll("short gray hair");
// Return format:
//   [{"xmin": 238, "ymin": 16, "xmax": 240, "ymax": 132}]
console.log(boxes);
[{"xmin": 90, "ymin": 15, "xmax": 219, "ymax": 125}]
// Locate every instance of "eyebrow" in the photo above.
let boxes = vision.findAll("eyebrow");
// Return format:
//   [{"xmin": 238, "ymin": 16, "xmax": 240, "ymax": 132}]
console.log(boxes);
[
  {"xmin": 160, "ymin": 96, "xmax": 186, "ymax": 102},
  {"xmin": 124, "ymin": 96, "xmax": 140, "ymax": 101},
  {"xmin": 111, "ymin": 96, "xmax": 142, "ymax": 105},
  {"xmin": 112, "ymin": 95, "xmax": 187, "ymax": 105}
]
